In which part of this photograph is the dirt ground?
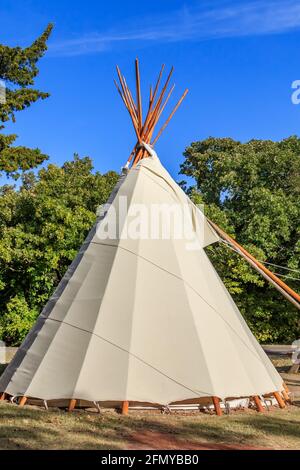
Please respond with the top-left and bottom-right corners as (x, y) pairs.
(0, 400), (300, 450)
(126, 429), (271, 450)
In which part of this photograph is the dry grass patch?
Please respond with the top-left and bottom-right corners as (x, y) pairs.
(0, 401), (300, 450)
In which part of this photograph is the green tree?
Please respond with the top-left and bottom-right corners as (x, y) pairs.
(181, 136), (300, 343)
(0, 24), (52, 178)
(0, 155), (118, 345)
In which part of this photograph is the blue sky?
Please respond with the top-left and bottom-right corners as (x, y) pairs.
(1, 0), (300, 179)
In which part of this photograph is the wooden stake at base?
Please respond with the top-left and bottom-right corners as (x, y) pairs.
(283, 382), (290, 394)
(282, 382), (292, 403)
(0, 393), (6, 401)
(212, 396), (222, 416)
(68, 399), (77, 412)
(273, 391), (286, 409)
(19, 396), (27, 407)
(282, 382), (290, 393)
(282, 390), (290, 403)
(122, 401), (129, 415)
(253, 395), (264, 412)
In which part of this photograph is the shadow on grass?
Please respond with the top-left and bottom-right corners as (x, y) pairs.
(1, 402), (300, 450)
(0, 403), (127, 450)
(90, 407), (300, 450)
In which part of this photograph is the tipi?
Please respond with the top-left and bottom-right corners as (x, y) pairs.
(0, 60), (291, 415)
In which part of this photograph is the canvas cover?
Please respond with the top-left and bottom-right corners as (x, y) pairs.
(0, 156), (283, 403)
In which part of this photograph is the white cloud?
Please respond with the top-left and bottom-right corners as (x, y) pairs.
(49, 0), (300, 57)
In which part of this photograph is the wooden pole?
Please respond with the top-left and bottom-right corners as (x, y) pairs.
(123, 76), (138, 116)
(114, 73), (135, 117)
(143, 67), (174, 139)
(152, 89), (189, 145)
(135, 83), (162, 147)
(273, 391), (286, 409)
(278, 382), (290, 402)
(135, 65), (165, 145)
(208, 220), (300, 308)
(212, 396), (222, 416)
(114, 79), (131, 112)
(115, 61), (187, 167)
(156, 84), (175, 122)
(281, 389), (290, 403)
(122, 82), (140, 130)
(0, 392), (6, 401)
(68, 399), (77, 412)
(253, 395), (264, 412)
(150, 64), (165, 110)
(121, 400), (129, 415)
(116, 62), (169, 166)
(114, 80), (140, 138)
(132, 83), (176, 165)
(115, 66), (141, 141)
(19, 396), (27, 407)
(135, 58), (143, 131)
(133, 147), (144, 166)
(149, 85), (153, 105)
(126, 143), (141, 167)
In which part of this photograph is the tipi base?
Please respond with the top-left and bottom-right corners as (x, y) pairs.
(0, 391), (290, 415)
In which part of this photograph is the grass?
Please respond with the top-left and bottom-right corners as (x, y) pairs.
(0, 355), (299, 450)
(0, 401), (300, 450)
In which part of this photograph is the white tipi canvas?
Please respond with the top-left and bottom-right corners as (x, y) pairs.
(0, 155), (283, 405)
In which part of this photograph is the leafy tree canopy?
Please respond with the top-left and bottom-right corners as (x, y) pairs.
(181, 136), (300, 343)
(0, 155), (118, 345)
(0, 24), (53, 178)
